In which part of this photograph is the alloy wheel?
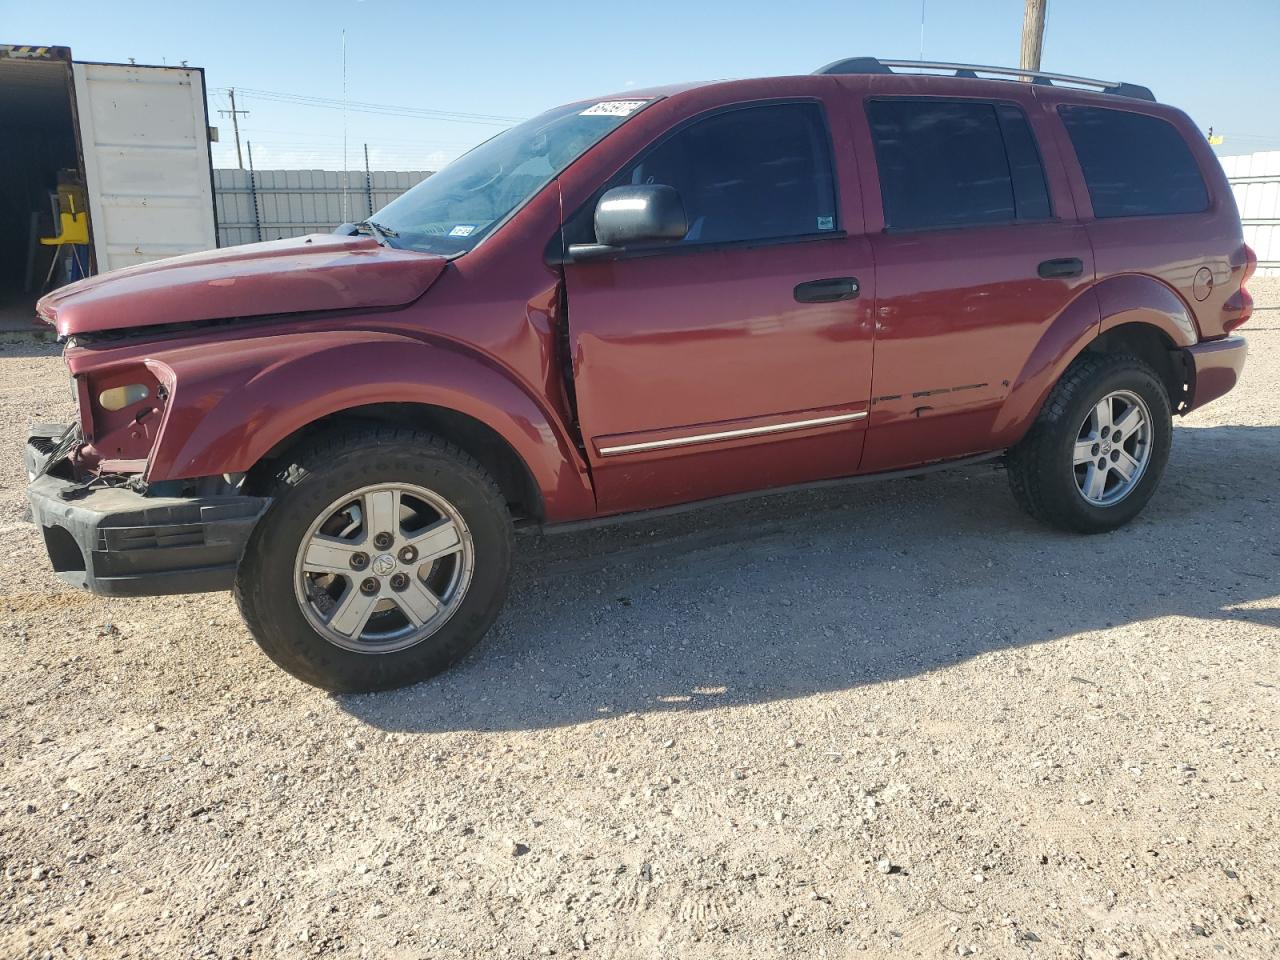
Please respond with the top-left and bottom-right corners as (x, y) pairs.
(292, 482), (475, 653)
(1072, 389), (1153, 507)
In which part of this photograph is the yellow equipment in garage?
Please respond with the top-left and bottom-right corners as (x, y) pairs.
(38, 177), (89, 287)
(40, 180), (88, 246)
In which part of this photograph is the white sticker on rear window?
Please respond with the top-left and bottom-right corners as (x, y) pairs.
(580, 100), (647, 117)
(448, 224), (477, 237)
(817, 216), (834, 231)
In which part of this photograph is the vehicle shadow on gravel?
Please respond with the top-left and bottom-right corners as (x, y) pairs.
(339, 423), (1279, 732)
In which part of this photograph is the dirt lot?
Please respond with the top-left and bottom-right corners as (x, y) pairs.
(2, 284), (1278, 960)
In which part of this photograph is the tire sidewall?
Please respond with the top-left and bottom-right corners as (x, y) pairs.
(237, 441), (511, 692)
(1045, 362), (1172, 532)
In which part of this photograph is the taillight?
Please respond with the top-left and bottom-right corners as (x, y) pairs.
(1223, 243), (1257, 334)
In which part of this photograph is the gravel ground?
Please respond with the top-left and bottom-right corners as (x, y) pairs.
(2, 285), (1278, 959)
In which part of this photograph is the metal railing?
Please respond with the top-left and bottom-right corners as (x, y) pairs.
(814, 57), (1154, 101)
(1228, 170), (1280, 269)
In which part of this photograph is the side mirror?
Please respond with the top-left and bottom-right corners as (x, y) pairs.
(567, 184), (687, 261)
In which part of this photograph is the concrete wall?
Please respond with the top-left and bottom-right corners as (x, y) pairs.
(214, 168), (430, 247)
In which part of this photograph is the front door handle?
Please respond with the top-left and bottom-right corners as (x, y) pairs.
(1037, 257), (1084, 279)
(794, 276), (860, 303)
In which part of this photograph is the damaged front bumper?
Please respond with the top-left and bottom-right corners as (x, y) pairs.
(24, 425), (269, 597)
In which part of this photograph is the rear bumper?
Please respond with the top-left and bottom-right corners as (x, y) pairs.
(1184, 336), (1247, 413)
(24, 426), (269, 597)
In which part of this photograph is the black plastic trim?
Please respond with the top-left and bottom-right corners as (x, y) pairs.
(531, 451), (1004, 535)
(1037, 257), (1084, 279)
(24, 429), (269, 597)
(556, 230), (849, 265)
(794, 277), (860, 303)
(814, 57), (893, 75)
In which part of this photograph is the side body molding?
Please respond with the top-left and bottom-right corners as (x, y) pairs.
(990, 274), (1197, 449)
(143, 330), (596, 522)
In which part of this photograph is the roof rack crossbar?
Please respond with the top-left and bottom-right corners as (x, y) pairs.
(813, 57), (1156, 102)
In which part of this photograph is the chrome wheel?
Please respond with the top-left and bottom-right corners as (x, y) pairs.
(1072, 389), (1152, 507)
(293, 482), (475, 654)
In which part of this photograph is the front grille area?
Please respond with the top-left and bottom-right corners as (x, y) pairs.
(100, 524), (206, 552)
(29, 435), (57, 457)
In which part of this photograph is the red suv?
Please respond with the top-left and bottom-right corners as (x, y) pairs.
(26, 58), (1253, 692)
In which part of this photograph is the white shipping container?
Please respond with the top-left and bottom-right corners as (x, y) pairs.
(0, 44), (217, 328)
(73, 61), (217, 271)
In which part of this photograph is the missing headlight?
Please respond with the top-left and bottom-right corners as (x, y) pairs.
(98, 384), (151, 411)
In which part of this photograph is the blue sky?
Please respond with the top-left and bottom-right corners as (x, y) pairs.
(4, 0), (1278, 171)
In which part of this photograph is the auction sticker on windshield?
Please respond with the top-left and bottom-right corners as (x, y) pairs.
(448, 225), (477, 237)
(580, 100), (648, 117)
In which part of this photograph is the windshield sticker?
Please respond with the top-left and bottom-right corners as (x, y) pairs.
(580, 100), (648, 117)
(448, 224), (477, 237)
(817, 216), (834, 231)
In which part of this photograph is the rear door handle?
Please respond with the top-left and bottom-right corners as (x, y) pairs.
(1037, 257), (1084, 279)
(794, 277), (860, 303)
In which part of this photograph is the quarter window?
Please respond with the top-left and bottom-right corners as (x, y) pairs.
(615, 102), (838, 245)
(1059, 106), (1209, 218)
(867, 99), (1053, 230)
(996, 104), (1053, 221)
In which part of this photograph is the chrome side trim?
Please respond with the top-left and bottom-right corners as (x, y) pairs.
(597, 411), (868, 456)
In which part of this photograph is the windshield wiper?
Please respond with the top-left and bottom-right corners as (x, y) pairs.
(354, 220), (399, 247)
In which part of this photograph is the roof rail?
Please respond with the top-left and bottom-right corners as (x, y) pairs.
(813, 57), (1156, 102)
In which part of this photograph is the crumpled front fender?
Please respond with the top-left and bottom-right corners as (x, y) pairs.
(144, 329), (595, 522)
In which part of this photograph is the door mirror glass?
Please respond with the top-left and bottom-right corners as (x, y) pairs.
(593, 184), (688, 247)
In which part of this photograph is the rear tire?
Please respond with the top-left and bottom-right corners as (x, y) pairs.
(234, 424), (513, 692)
(1007, 352), (1172, 534)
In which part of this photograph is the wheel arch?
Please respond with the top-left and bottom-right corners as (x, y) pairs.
(993, 275), (1196, 446)
(144, 330), (596, 522)
(247, 402), (547, 522)
(1082, 322), (1191, 414)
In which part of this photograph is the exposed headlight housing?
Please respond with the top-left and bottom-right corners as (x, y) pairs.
(79, 365), (167, 470)
(98, 383), (151, 412)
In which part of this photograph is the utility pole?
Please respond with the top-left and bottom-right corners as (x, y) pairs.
(1020, 0), (1047, 74)
(363, 144), (373, 221)
(218, 87), (249, 170)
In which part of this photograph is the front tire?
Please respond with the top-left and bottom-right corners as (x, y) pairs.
(235, 425), (513, 692)
(1007, 352), (1172, 534)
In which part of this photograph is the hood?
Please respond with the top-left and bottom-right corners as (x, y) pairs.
(38, 234), (450, 338)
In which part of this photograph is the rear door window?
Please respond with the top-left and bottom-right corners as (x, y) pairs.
(616, 101), (838, 245)
(866, 99), (1052, 230)
(1059, 106), (1209, 218)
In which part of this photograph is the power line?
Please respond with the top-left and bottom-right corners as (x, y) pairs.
(214, 85), (525, 125)
(233, 131), (477, 147)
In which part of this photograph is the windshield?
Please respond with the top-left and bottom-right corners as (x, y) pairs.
(371, 98), (653, 255)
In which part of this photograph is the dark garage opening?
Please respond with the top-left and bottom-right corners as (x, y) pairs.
(0, 55), (83, 331)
